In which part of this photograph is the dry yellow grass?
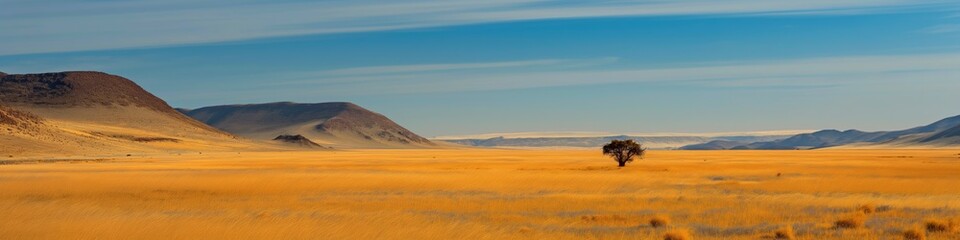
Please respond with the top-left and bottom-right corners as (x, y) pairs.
(1, 149), (959, 239)
(664, 229), (692, 240)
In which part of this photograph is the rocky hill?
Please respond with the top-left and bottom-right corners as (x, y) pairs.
(181, 102), (433, 148)
(0, 71), (254, 157)
(683, 115), (960, 150)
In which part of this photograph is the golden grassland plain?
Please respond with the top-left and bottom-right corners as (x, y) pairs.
(1, 149), (960, 239)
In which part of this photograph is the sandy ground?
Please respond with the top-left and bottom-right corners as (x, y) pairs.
(1, 149), (959, 239)
(0, 106), (294, 158)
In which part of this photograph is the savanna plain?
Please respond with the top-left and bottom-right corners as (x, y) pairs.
(1, 149), (959, 240)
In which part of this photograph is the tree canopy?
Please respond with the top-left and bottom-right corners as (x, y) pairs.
(602, 139), (646, 167)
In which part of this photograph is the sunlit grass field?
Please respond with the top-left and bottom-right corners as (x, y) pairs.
(1, 149), (959, 239)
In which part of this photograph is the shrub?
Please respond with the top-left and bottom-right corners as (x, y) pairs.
(581, 214), (627, 222)
(857, 204), (876, 214)
(663, 229), (691, 240)
(835, 213), (867, 229)
(774, 225), (796, 240)
(903, 227), (926, 240)
(650, 215), (671, 228)
(924, 219), (957, 233)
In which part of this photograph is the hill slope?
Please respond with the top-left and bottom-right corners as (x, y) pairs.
(679, 140), (748, 150)
(727, 115), (960, 149)
(181, 102), (433, 148)
(0, 71), (255, 157)
(857, 122), (960, 148)
(920, 124), (960, 144)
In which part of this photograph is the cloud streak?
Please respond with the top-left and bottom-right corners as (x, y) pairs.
(2, 0), (956, 55)
(261, 52), (960, 96)
(269, 57), (619, 86)
(319, 59), (575, 76)
(921, 24), (960, 33)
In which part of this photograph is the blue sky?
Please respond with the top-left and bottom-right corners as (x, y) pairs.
(2, 0), (960, 137)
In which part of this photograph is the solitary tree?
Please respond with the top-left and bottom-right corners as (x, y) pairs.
(602, 139), (646, 167)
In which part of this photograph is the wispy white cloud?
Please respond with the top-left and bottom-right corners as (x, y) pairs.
(921, 24), (960, 33)
(263, 52), (960, 95)
(320, 59), (575, 76)
(273, 57), (619, 85)
(0, 56), (140, 73)
(1, 0), (956, 55)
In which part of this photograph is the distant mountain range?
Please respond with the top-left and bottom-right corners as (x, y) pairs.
(679, 140), (748, 150)
(441, 115), (960, 150)
(439, 134), (797, 149)
(922, 124), (960, 143)
(922, 124), (960, 144)
(682, 115), (960, 150)
(2, 70), (957, 155)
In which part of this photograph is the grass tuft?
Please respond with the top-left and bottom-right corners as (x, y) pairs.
(857, 204), (876, 214)
(924, 219), (957, 233)
(663, 229), (691, 240)
(773, 225), (796, 240)
(650, 215), (671, 228)
(903, 227), (926, 240)
(835, 213), (867, 229)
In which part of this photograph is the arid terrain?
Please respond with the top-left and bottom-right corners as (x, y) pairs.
(2, 149), (959, 239)
(6, 1), (960, 239)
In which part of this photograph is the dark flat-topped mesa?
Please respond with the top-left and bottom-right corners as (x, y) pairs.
(0, 71), (171, 111)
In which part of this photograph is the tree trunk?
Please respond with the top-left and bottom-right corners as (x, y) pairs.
(618, 161), (626, 167)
